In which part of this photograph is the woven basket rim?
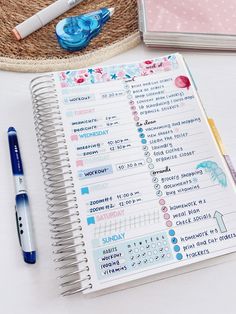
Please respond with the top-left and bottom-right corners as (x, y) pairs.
(0, 32), (140, 73)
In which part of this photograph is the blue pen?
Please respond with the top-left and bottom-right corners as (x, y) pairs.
(8, 127), (36, 264)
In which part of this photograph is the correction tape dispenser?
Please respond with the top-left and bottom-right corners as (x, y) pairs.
(56, 7), (114, 51)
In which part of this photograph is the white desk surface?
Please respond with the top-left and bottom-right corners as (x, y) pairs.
(0, 44), (236, 314)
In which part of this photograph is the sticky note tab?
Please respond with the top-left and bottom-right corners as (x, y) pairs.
(76, 160), (84, 167)
(70, 134), (78, 141)
(87, 217), (95, 225)
(81, 187), (89, 195)
(78, 165), (113, 180)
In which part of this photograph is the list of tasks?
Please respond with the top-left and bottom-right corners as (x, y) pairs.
(56, 55), (236, 289)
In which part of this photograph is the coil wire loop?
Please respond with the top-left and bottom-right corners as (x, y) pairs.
(30, 75), (92, 296)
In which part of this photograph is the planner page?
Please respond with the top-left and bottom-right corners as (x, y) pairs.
(54, 54), (236, 293)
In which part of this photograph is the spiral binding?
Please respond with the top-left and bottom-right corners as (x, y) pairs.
(30, 75), (92, 296)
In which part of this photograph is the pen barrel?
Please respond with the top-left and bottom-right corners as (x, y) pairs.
(15, 193), (36, 253)
(14, 0), (82, 39)
(8, 129), (24, 176)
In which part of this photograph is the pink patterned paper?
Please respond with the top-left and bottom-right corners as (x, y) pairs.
(145, 0), (236, 35)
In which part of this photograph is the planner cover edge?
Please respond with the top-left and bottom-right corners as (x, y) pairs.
(138, 0), (236, 50)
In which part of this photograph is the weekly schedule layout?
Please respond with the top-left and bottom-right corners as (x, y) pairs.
(54, 54), (236, 292)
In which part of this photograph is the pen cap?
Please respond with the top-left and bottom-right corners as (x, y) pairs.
(14, 15), (43, 40)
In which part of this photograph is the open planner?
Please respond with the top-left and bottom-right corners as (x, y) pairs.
(31, 53), (236, 296)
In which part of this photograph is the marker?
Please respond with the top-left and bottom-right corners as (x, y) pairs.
(208, 118), (236, 184)
(8, 127), (36, 264)
(12, 0), (84, 40)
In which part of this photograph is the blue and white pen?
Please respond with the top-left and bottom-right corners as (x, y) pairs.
(8, 127), (36, 264)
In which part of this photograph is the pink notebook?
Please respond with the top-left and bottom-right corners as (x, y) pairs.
(146, 0), (236, 35)
(138, 0), (236, 50)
